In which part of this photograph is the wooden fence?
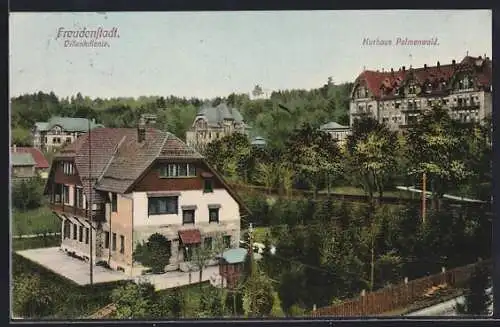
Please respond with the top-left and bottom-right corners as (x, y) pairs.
(310, 259), (492, 317)
(228, 182), (490, 209)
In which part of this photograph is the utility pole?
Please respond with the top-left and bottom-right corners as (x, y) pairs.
(422, 172), (427, 225)
(88, 118), (94, 285)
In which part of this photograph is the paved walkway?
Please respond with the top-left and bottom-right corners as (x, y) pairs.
(15, 247), (222, 290)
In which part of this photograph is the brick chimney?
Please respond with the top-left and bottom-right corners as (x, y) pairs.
(137, 116), (146, 143)
(437, 61), (440, 69)
(424, 64), (427, 70)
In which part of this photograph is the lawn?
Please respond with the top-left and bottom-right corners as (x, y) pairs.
(12, 206), (60, 236)
(252, 227), (271, 243)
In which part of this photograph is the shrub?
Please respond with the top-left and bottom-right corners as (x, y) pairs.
(133, 233), (171, 274)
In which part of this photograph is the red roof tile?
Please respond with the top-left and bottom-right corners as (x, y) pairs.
(353, 56), (491, 99)
(179, 229), (201, 245)
(12, 147), (49, 168)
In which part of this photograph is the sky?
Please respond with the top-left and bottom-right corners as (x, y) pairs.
(10, 10), (492, 99)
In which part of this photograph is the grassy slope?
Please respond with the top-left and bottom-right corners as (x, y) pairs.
(12, 235), (125, 319)
(12, 207), (60, 236)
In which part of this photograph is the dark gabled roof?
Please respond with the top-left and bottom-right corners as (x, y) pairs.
(96, 130), (203, 193)
(194, 103), (246, 126)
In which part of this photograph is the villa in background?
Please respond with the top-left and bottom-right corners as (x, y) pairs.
(32, 116), (104, 152)
(11, 145), (50, 180)
(319, 122), (351, 144)
(44, 117), (247, 275)
(185, 103), (250, 153)
(350, 55), (492, 130)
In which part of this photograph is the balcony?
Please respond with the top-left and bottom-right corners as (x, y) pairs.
(49, 202), (106, 222)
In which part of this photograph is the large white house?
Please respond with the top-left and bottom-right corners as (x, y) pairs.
(33, 116), (104, 152)
(44, 119), (247, 274)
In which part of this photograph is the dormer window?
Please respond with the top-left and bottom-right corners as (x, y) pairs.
(159, 163), (197, 178)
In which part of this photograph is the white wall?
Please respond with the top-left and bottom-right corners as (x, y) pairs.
(132, 189), (240, 227)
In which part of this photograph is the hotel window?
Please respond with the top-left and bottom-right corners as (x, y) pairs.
(111, 193), (117, 212)
(112, 233), (117, 251)
(182, 209), (195, 225)
(120, 235), (125, 254)
(85, 228), (89, 244)
(209, 207), (220, 223)
(73, 224), (77, 240)
(148, 196), (178, 215)
(105, 231), (110, 248)
(159, 163), (196, 178)
(203, 179), (214, 193)
(79, 226), (83, 242)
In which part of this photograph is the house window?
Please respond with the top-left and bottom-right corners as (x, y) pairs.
(72, 224), (77, 240)
(63, 220), (71, 239)
(63, 185), (70, 204)
(62, 162), (74, 175)
(182, 209), (195, 225)
(76, 187), (84, 208)
(204, 237), (213, 249)
(120, 235), (125, 254)
(85, 228), (89, 244)
(79, 226), (83, 242)
(159, 163), (197, 178)
(223, 235), (231, 248)
(105, 231), (110, 248)
(111, 193), (117, 212)
(203, 179), (213, 193)
(65, 137), (72, 144)
(112, 233), (117, 251)
(209, 208), (219, 223)
(183, 244), (197, 261)
(148, 196), (178, 215)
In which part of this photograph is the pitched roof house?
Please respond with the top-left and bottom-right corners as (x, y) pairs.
(33, 116), (104, 152)
(185, 103), (250, 153)
(11, 152), (37, 179)
(11, 145), (50, 179)
(319, 122), (351, 143)
(45, 121), (248, 275)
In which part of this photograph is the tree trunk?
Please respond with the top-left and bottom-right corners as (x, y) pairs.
(199, 268), (203, 289)
(233, 291), (237, 316)
(327, 173), (330, 195)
